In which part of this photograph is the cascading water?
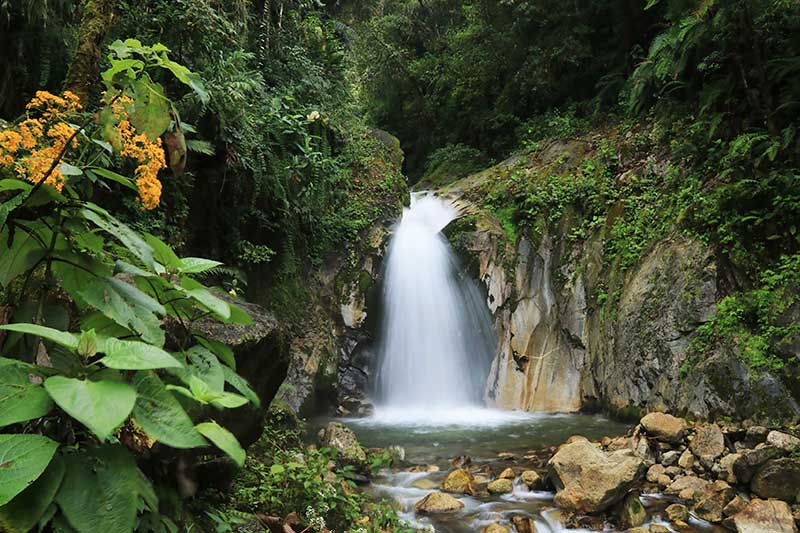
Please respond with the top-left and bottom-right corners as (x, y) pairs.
(374, 192), (495, 415)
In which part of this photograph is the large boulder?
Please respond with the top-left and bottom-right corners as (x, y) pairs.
(767, 430), (800, 453)
(750, 458), (800, 501)
(318, 422), (366, 467)
(690, 424), (726, 464)
(442, 468), (475, 494)
(727, 498), (798, 532)
(414, 492), (465, 514)
(547, 440), (645, 513)
(733, 446), (783, 483)
(640, 413), (687, 442)
(487, 478), (514, 494)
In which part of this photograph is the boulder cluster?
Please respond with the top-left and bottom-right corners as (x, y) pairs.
(547, 412), (800, 532)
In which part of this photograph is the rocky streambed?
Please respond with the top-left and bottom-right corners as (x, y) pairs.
(315, 412), (800, 532)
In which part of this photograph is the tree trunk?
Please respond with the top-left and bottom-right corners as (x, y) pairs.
(64, 0), (117, 103)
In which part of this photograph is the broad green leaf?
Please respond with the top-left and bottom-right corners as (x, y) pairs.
(55, 445), (143, 533)
(0, 179), (31, 193)
(114, 259), (156, 278)
(87, 167), (137, 192)
(223, 302), (253, 326)
(44, 377), (136, 441)
(0, 434), (59, 506)
(221, 366), (260, 407)
(78, 277), (165, 346)
(131, 372), (206, 449)
(80, 205), (156, 271)
(179, 257), (222, 274)
(0, 361), (53, 427)
(58, 163), (82, 176)
(210, 392), (249, 409)
(0, 189), (30, 229)
(160, 59), (209, 104)
(144, 233), (181, 269)
(101, 58), (144, 83)
(128, 78), (171, 140)
(269, 464), (285, 475)
(0, 227), (48, 288)
(195, 421), (245, 466)
(197, 336), (236, 369)
(0, 456), (64, 532)
(179, 278), (230, 319)
(171, 345), (224, 395)
(99, 338), (182, 370)
(0, 324), (78, 350)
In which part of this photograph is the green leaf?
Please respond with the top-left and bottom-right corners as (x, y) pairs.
(144, 233), (181, 269)
(131, 372), (206, 449)
(44, 377), (136, 441)
(0, 434), (59, 506)
(196, 337), (236, 369)
(99, 338), (182, 370)
(0, 456), (64, 532)
(0, 227), (48, 288)
(171, 345), (224, 394)
(81, 205), (156, 271)
(128, 78), (171, 140)
(179, 278), (230, 320)
(76, 329), (98, 357)
(101, 58), (144, 83)
(87, 167), (137, 192)
(58, 163), (82, 176)
(195, 421), (245, 466)
(221, 366), (260, 407)
(78, 277), (165, 347)
(0, 360), (53, 427)
(179, 257), (222, 274)
(210, 392), (248, 409)
(0, 189), (30, 229)
(0, 324), (78, 350)
(160, 59), (209, 104)
(224, 302), (253, 325)
(269, 464), (285, 475)
(55, 445), (144, 533)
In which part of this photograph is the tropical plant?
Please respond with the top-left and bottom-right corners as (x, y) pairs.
(0, 40), (258, 532)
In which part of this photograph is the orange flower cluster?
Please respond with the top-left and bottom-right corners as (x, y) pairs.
(110, 99), (166, 210)
(0, 91), (82, 191)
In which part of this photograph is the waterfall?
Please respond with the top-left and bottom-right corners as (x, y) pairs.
(374, 192), (495, 412)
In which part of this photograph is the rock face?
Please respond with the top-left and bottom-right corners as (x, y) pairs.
(640, 413), (686, 442)
(318, 422), (366, 467)
(414, 492), (465, 514)
(728, 498), (798, 532)
(443, 149), (800, 421)
(547, 440), (645, 513)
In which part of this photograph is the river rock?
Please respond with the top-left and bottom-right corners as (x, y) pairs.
(666, 503), (689, 522)
(617, 493), (646, 529)
(693, 481), (734, 522)
(548, 440), (645, 513)
(650, 525), (671, 533)
(647, 463), (665, 483)
(442, 468), (475, 495)
(744, 426), (770, 447)
(719, 453), (741, 483)
(482, 525), (509, 533)
(411, 477), (439, 490)
(661, 450), (680, 466)
(520, 470), (542, 489)
(767, 430), (800, 453)
(640, 413), (687, 442)
(665, 475), (709, 499)
(318, 422), (366, 467)
(727, 498), (798, 532)
(690, 424), (726, 464)
(723, 495), (748, 517)
(487, 478), (514, 494)
(510, 515), (536, 533)
(414, 492), (465, 514)
(733, 446), (782, 483)
(499, 467), (516, 479)
(750, 458), (800, 501)
(678, 449), (695, 469)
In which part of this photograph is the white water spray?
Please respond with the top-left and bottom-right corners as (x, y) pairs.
(374, 192), (495, 411)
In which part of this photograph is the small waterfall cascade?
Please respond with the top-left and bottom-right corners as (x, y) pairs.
(374, 192), (495, 412)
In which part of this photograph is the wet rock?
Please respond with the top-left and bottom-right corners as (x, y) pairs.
(733, 446), (782, 483)
(665, 475), (709, 499)
(723, 495), (748, 517)
(617, 493), (646, 529)
(411, 478), (439, 490)
(767, 430), (800, 453)
(499, 467), (516, 479)
(408, 464), (439, 473)
(750, 458), (800, 501)
(647, 464), (666, 483)
(657, 474), (672, 487)
(640, 413), (687, 442)
(414, 492), (465, 514)
(482, 525), (509, 533)
(626, 528), (648, 533)
(666, 503), (689, 522)
(718, 453), (741, 484)
(497, 452), (516, 460)
(661, 450), (680, 466)
(520, 470), (543, 489)
(487, 478), (514, 494)
(442, 468), (475, 495)
(511, 515), (536, 533)
(690, 424), (726, 464)
(318, 422), (366, 467)
(650, 525), (671, 533)
(727, 498), (797, 532)
(451, 455), (472, 468)
(548, 440), (645, 513)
